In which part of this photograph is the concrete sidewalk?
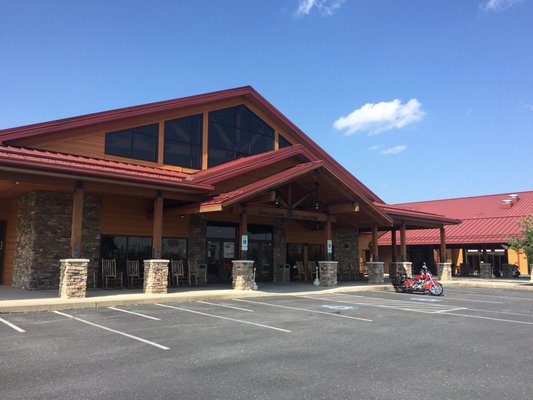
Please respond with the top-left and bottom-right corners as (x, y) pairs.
(1, 277), (532, 313)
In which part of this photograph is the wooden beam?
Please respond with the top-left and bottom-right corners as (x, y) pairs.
(240, 209), (248, 259)
(292, 192), (311, 208)
(400, 223), (407, 262)
(328, 203), (360, 214)
(325, 219), (332, 261)
(372, 227), (379, 262)
(201, 111), (208, 170)
(440, 226), (446, 263)
(152, 195), (163, 258)
(70, 184), (84, 257)
(391, 228), (397, 262)
(233, 205), (335, 222)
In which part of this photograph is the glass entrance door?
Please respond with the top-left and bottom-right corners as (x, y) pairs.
(248, 225), (273, 282)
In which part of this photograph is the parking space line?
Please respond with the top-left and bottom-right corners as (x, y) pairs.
(434, 307), (468, 313)
(438, 297), (503, 304)
(466, 308), (533, 318)
(154, 303), (291, 333)
(301, 294), (456, 314)
(107, 307), (161, 321)
(52, 311), (169, 350)
(197, 301), (254, 312)
(233, 298), (373, 322)
(0, 316), (25, 333)
(442, 312), (533, 326)
(444, 289), (533, 301)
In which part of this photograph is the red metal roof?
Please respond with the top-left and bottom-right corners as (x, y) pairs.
(188, 144), (319, 185)
(0, 85), (384, 205)
(375, 203), (460, 225)
(194, 160), (324, 211)
(378, 191), (533, 245)
(0, 145), (212, 192)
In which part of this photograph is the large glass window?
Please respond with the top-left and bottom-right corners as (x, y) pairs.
(105, 123), (159, 162)
(164, 114), (203, 169)
(162, 237), (188, 261)
(279, 134), (292, 149)
(208, 105), (274, 167)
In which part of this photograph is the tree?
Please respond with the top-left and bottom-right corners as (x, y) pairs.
(504, 215), (533, 272)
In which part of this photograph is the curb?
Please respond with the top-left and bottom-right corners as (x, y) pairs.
(0, 284), (390, 313)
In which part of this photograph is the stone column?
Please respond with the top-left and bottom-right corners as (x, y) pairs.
(367, 262), (384, 284)
(143, 259), (169, 294)
(272, 218), (286, 282)
(501, 264), (513, 278)
(232, 260), (255, 290)
(437, 262), (452, 281)
(59, 259), (90, 298)
(318, 261), (338, 286)
(389, 262), (413, 278)
(479, 263), (493, 279)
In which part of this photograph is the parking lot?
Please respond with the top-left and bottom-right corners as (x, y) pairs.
(1, 287), (533, 400)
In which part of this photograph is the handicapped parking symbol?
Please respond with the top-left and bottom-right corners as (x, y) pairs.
(322, 304), (354, 311)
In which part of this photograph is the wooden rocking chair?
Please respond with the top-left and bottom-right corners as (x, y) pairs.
(101, 259), (123, 289)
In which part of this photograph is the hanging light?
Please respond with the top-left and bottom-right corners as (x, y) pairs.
(274, 191), (280, 207)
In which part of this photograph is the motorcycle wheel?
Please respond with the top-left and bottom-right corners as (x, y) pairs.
(394, 286), (405, 293)
(428, 283), (444, 296)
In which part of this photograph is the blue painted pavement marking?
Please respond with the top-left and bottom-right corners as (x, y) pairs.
(321, 304), (355, 311)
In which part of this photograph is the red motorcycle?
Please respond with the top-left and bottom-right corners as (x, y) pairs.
(391, 263), (444, 296)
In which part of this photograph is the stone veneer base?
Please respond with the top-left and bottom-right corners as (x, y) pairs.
(232, 260), (255, 290)
(367, 262), (384, 284)
(318, 261), (338, 286)
(143, 259), (170, 294)
(59, 259), (90, 299)
(437, 262), (452, 281)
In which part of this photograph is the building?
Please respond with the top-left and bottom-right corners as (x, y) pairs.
(377, 191), (533, 276)
(0, 86), (458, 290)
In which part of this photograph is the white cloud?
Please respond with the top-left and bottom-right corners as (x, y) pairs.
(480, 0), (523, 11)
(381, 145), (407, 155)
(295, 0), (345, 17)
(333, 98), (425, 135)
(368, 144), (384, 151)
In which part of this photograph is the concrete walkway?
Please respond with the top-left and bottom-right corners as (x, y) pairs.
(1, 277), (531, 313)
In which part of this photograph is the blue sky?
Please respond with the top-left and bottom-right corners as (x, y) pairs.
(1, 0), (532, 203)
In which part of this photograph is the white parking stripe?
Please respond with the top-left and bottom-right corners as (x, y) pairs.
(53, 311), (169, 350)
(0, 316), (25, 333)
(467, 308), (533, 318)
(442, 312), (533, 326)
(440, 297), (503, 304)
(107, 307), (161, 320)
(154, 303), (291, 333)
(197, 301), (254, 312)
(301, 294), (458, 314)
(445, 289), (533, 301)
(233, 298), (373, 322)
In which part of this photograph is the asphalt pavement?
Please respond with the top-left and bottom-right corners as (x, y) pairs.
(1, 287), (533, 399)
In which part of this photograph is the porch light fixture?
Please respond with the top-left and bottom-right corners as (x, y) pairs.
(274, 191), (280, 207)
(315, 222), (321, 230)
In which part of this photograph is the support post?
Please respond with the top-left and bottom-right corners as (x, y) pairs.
(440, 226), (447, 263)
(325, 219), (332, 261)
(70, 183), (84, 258)
(400, 223), (407, 262)
(240, 208), (248, 259)
(372, 227), (379, 262)
(152, 194), (163, 258)
(391, 228), (397, 263)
